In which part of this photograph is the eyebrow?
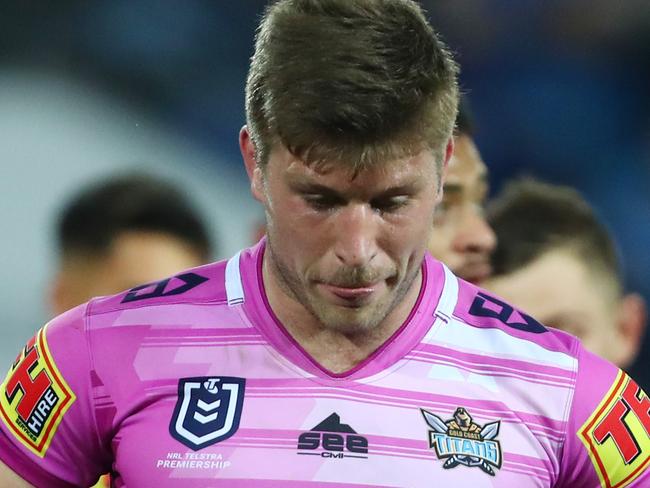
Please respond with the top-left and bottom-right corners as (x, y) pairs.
(443, 170), (489, 196)
(288, 179), (338, 194)
(287, 177), (421, 199)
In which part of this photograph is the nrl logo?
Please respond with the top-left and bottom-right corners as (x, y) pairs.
(421, 407), (502, 476)
(169, 376), (245, 451)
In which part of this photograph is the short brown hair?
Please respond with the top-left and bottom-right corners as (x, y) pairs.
(487, 179), (622, 294)
(245, 0), (459, 173)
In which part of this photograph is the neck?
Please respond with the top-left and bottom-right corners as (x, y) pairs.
(262, 252), (423, 374)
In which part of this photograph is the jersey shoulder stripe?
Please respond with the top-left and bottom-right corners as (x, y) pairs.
(88, 259), (232, 317)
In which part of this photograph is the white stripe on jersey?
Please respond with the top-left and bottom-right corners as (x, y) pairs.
(436, 263), (459, 318)
(430, 315), (577, 371)
(226, 250), (245, 306)
(428, 263), (577, 371)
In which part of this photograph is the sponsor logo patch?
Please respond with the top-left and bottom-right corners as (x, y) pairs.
(297, 413), (368, 459)
(170, 376), (245, 451)
(422, 407), (502, 476)
(0, 326), (76, 457)
(579, 370), (650, 488)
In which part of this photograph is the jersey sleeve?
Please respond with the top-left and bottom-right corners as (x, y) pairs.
(0, 304), (111, 487)
(557, 344), (650, 487)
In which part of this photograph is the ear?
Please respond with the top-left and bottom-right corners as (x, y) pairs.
(443, 136), (454, 172)
(239, 126), (265, 204)
(435, 137), (454, 201)
(615, 293), (647, 369)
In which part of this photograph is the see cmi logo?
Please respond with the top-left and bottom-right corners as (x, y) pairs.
(297, 413), (368, 459)
(0, 326), (75, 457)
(422, 407), (502, 476)
(579, 371), (650, 488)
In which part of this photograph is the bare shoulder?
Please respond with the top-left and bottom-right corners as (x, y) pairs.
(0, 460), (34, 488)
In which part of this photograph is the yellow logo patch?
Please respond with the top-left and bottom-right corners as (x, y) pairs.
(0, 325), (76, 457)
(579, 370), (650, 488)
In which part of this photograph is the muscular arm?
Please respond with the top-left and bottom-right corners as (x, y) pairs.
(0, 460), (35, 488)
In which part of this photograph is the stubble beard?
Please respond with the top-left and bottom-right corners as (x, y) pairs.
(265, 238), (421, 336)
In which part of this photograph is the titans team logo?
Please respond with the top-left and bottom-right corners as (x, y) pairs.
(421, 407), (502, 476)
(170, 376), (245, 451)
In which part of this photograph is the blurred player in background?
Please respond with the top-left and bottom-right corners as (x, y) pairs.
(50, 172), (213, 315)
(484, 178), (647, 369)
(49, 173), (213, 488)
(427, 98), (496, 284)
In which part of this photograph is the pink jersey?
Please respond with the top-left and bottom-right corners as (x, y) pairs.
(1, 240), (649, 487)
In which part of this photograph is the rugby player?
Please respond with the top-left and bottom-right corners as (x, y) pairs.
(0, 1), (648, 486)
(50, 172), (213, 315)
(50, 173), (213, 488)
(484, 178), (647, 368)
(428, 99), (496, 284)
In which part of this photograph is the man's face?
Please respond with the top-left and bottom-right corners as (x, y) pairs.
(484, 248), (622, 363)
(427, 134), (496, 284)
(255, 144), (444, 335)
(51, 231), (205, 315)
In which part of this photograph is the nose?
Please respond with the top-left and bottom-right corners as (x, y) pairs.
(453, 206), (497, 256)
(333, 203), (378, 268)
